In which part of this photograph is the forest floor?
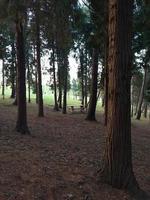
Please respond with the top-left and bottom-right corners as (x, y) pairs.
(0, 101), (150, 200)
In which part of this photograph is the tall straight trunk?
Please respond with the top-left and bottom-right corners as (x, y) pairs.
(84, 67), (88, 109)
(104, 54), (108, 125)
(13, 58), (18, 106)
(80, 52), (84, 106)
(131, 77), (134, 117)
(15, 18), (29, 134)
(134, 90), (140, 116)
(86, 48), (99, 121)
(52, 47), (59, 111)
(136, 67), (148, 120)
(104, 0), (109, 126)
(62, 56), (68, 114)
(99, 0), (139, 192)
(2, 59), (5, 99)
(10, 41), (16, 99)
(58, 89), (62, 109)
(35, 5), (44, 117)
(33, 44), (38, 104)
(84, 52), (88, 109)
(27, 63), (31, 103)
(57, 59), (62, 109)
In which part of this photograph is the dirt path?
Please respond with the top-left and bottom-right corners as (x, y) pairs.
(0, 102), (150, 200)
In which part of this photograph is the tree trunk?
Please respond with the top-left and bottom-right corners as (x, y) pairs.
(15, 18), (29, 134)
(104, 51), (108, 125)
(80, 51), (85, 106)
(62, 56), (68, 114)
(12, 63), (18, 106)
(143, 101), (148, 118)
(2, 59), (5, 99)
(35, 4), (44, 117)
(52, 47), (59, 111)
(57, 59), (62, 109)
(10, 41), (16, 99)
(84, 55), (88, 109)
(131, 77), (134, 117)
(136, 67), (148, 120)
(104, 0), (109, 126)
(27, 62), (31, 103)
(99, 0), (139, 192)
(85, 48), (99, 121)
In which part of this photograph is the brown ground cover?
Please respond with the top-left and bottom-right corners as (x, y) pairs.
(0, 102), (150, 200)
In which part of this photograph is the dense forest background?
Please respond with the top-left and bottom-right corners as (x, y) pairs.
(0, 0), (150, 199)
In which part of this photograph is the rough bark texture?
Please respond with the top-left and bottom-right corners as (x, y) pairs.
(99, 0), (140, 192)
(35, 4), (44, 117)
(15, 18), (29, 134)
(85, 48), (99, 121)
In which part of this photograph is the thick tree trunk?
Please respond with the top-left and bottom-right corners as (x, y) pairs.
(136, 67), (148, 120)
(99, 0), (139, 192)
(15, 18), (29, 134)
(35, 5), (44, 117)
(62, 56), (68, 114)
(85, 48), (99, 121)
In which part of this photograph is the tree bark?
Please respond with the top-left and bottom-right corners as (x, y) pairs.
(15, 18), (29, 134)
(85, 48), (99, 121)
(99, 0), (139, 192)
(27, 61), (31, 103)
(35, 4), (44, 117)
(131, 77), (134, 117)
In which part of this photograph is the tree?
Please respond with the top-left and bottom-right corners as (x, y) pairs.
(99, 0), (142, 195)
(15, 12), (30, 134)
(86, 47), (99, 120)
(35, 0), (44, 117)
